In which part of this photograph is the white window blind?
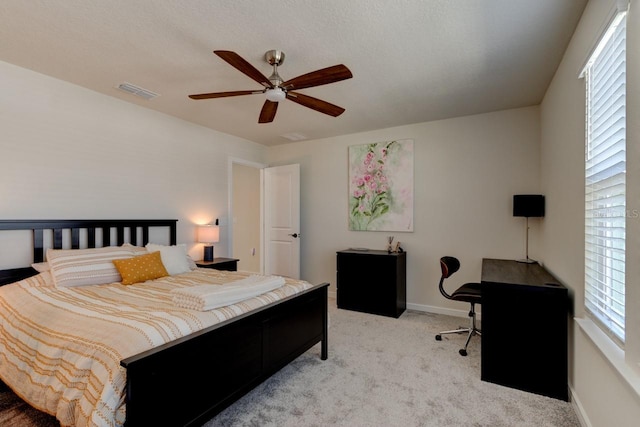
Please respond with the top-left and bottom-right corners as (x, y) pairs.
(584, 12), (626, 344)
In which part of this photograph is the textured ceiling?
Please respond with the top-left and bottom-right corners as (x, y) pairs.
(0, 0), (587, 146)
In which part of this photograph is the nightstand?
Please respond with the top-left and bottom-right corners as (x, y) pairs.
(196, 257), (239, 271)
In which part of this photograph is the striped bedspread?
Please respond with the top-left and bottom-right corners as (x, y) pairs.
(0, 269), (312, 427)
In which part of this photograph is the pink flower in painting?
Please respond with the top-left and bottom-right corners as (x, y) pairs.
(365, 152), (374, 163)
(350, 140), (401, 230)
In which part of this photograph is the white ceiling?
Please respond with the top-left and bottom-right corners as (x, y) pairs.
(0, 0), (587, 146)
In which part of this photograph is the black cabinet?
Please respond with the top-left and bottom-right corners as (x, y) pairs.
(480, 258), (568, 401)
(337, 249), (406, 318)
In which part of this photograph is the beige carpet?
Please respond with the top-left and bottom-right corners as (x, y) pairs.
(208, 299), (580, 427)
(1, 298), (580, 426)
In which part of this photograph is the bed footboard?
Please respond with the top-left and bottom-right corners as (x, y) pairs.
(121, 282), (329, 427)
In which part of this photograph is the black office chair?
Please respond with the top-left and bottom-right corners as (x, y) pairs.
(435, 256), (482, 356)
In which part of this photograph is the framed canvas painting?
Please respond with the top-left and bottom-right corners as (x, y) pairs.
(348, 139), (414, 232)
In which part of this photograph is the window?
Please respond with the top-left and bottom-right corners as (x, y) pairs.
(583, 10), (627, 344)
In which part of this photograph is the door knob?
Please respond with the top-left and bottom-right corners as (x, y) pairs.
(288, 233), (300, 238)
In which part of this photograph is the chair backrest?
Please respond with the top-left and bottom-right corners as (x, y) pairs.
(439, 256), (461, 300)
(440, 256), (460, 278)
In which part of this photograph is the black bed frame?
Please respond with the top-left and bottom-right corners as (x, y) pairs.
(0, 219), (329, 426)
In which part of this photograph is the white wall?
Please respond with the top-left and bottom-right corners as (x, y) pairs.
(0, 60), (266, 267)
(540, 0), (640, 425)
(267, 106), (541, 315)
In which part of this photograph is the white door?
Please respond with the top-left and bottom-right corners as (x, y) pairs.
(263, 164), (300, 279)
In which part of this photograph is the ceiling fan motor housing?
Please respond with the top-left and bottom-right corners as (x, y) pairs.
(265, 50), (285, 88)
(265, 50), (285, 66)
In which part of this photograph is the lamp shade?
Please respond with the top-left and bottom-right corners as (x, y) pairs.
(513, 195), (545, 217)
(198, 225), (219, 243)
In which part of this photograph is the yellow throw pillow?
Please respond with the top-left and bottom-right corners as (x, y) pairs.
(112, 251), (169, 285)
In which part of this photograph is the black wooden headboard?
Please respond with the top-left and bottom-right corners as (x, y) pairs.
(0, 219), (177, 286)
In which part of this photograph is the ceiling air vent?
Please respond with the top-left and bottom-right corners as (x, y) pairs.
(281, 132), (308, 141)
(116, 82), (160, 100)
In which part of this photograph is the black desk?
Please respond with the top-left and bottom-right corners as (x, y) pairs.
(481, 258), (568, 401)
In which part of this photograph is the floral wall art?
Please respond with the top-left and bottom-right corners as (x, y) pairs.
(348, 139), (414, 232)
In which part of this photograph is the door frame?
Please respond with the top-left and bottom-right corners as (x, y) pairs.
(228, 157), (267, 274)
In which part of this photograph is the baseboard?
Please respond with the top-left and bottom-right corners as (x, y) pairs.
(569, 384), (592, 427)
(406, 302), (482, 321)
(326, 296), (480, 320)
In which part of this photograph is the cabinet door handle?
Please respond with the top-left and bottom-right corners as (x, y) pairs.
(288, 233), (300, 238)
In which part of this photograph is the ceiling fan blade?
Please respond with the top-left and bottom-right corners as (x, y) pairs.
(281, 64), (353, 91)
(286, 92), (345, 117)
(259, 100), (278, 123)
(189, 90), (261, 100)
(214, 50), (273, 89)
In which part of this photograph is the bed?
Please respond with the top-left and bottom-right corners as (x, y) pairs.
(0, 219), (329, 426)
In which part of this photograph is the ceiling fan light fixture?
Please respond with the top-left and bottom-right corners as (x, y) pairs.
(265, 88), (286, 102)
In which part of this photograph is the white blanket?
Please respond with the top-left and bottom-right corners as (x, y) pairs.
(171, 275), (286, 311)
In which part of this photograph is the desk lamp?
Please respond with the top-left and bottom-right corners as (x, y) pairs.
(198, 222), (219, 262)
(513, 195), (545, 264)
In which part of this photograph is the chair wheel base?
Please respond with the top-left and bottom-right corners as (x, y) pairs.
(459, 349), (467, 356)
(435, 335), (442, 341)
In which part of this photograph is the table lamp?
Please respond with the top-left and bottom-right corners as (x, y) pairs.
(198, 223), (219, 262)
(513, 195), (545, 264)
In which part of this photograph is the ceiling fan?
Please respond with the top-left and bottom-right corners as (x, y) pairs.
(189, 50), (353, 123)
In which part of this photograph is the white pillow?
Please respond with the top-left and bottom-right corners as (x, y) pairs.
(186, 255), (198, 270)
(31, 262), (50, 272)
(145, 243), (191, 275)
(46, 245), (136, 287)
(122, 243), (148, 255)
